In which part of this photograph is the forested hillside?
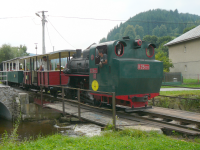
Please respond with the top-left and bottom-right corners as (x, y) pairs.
(99, 9), (200, 72)
(100, 9), (200, 43)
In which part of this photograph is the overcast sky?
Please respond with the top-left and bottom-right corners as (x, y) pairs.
(0, 0), (200, 54)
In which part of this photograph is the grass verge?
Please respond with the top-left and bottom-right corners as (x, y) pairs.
(183, 79), (199, 84)
(160, 90), (200, 97)
(178, 84), (200, 88)
(161, 84), (200, 88)
(161, 86), (176, 88)
(161, 79), (200, 88)
(1, 129), (200, 150)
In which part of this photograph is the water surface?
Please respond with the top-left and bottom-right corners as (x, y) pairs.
(0, 118), (59, 141)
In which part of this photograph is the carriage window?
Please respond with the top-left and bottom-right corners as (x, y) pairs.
(115, 42), (124, 56)
(95, 45), (108, 65)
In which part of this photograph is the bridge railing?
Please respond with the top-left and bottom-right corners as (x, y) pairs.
(40, 85), (116, 129)
(0, 71), (8, 85)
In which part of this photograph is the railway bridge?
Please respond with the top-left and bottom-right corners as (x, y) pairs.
(0, 85), (20, 120)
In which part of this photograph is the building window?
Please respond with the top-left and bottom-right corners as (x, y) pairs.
(185, 65), (187, 71)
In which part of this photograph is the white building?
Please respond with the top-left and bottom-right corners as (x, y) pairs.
(164, 25), (200, 79)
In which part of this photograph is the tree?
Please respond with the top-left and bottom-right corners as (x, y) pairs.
(120, 27), (125, 37)
(159, 25), (167, 37)
(135, 35), (141, 39)
(156, 42), (170, 55)
(99, 37), (107, 43)
(155, 36), (174, 55)
(0, 44), (29, 63)
(155, 51), (173, 72)
(143, 35), (158, 45)
(0, 44), (14, 63)
(114, 33), (121, 40)
(98, 9), (200, 42)
(11, 47), (20, 57)
(156, 36), (174, 47)
(11, 45), (29, 57)
(183, 25), (196, 33)
(152, 25), (160, 36)
(123, 25), (136, 39)
(135, 25), (144, 39)
(18, 45), (29, 57)
(173, 28), (179, 36)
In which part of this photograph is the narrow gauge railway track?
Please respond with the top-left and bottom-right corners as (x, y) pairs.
(141, 106), (200, 127)
(77, 104), (200, 136)
(54, 94), (200, 136)
(14, 87), (200, 136)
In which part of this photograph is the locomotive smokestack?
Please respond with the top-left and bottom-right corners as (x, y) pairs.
(76, 49), (82, 58)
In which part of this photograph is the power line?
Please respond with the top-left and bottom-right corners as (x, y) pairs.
(0, 16), (33, 19)
(46, 23), (53, 47)
(31, 17), (41, 25)
(0, 15), (198, 25)
(46, 18), (76, 49)
(49, 15), (199, 25)
(49, 15), (126, 22)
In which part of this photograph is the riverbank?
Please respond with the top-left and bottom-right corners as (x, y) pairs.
(1, 129), (200, 150)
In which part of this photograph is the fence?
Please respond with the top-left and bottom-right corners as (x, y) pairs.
(40, 85), (116, 129)
(182, 74), (200, 84)
(0, 71), (8, 85)
(162, 72), (182, 85)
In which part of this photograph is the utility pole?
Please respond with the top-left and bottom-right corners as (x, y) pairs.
(35, 11), (48, 54)
(34, 43), (38, 55)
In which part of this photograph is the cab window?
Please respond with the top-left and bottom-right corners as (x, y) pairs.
(95, 45), (107, 65)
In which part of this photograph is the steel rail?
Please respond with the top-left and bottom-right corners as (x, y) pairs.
(11, 86), (200, 135)
(55, 101), (200, 135)
(38, 89), (200, 135)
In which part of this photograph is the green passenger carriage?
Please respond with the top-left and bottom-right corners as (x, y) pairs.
(1, 57), (24, 86)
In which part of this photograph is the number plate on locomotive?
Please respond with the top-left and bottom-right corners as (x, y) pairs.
(137, 64), (150, 70)
(90, 68), (98, 73)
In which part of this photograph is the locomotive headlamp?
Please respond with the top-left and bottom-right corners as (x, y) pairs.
(133, 39), (142, 49)
(136, 39), (142, 46)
